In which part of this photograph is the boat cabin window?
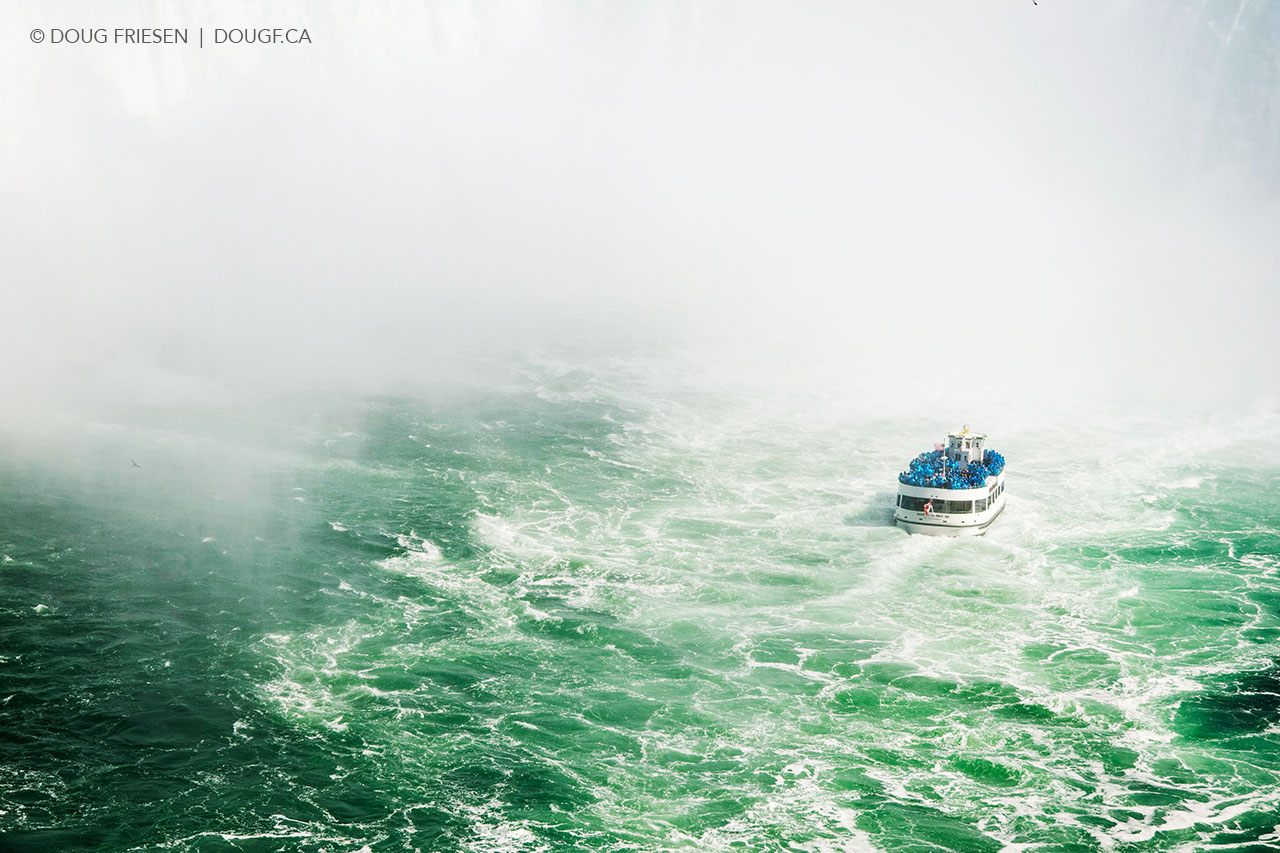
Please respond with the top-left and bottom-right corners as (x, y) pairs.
(900, 496), (979, 514)
(975, 497), (987, 511)
(900, 496), (976, 513)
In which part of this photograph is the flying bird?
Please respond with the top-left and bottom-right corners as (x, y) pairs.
(131, 460), (141, 468)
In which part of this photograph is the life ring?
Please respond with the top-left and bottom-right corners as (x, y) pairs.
(923, 500), (933, 516)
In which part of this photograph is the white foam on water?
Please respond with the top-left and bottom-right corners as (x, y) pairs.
(1108, 786), (1280, 845)
(393, 531), (444, 562)
(1240, 553), (1279, 572)
(472, 513), (557, 561)
(456, 799), (550, 853)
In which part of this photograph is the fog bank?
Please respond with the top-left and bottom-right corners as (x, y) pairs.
(2, 1), (1278, 427)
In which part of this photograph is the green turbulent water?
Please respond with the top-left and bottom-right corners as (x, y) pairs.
(2, 359), (1279, 851)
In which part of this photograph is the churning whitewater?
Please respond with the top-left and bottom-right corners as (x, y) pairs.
(2, 355), (1279, 850)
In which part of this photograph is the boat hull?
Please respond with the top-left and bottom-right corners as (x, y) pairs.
(896, 500), (1005, 536)
(894, 471), (1006, 537)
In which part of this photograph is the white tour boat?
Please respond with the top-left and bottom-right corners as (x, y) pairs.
(894, 427), (1006, 536)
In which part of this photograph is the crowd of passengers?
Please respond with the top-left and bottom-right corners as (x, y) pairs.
(898, 448), (1006, 489)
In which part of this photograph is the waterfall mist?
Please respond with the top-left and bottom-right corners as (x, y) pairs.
(2, 1), (1277, 430)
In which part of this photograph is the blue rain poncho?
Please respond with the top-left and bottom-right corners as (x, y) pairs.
(898, 449), (1005, 489)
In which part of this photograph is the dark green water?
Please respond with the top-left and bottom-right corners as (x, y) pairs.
(2, 361), (1279, 850)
